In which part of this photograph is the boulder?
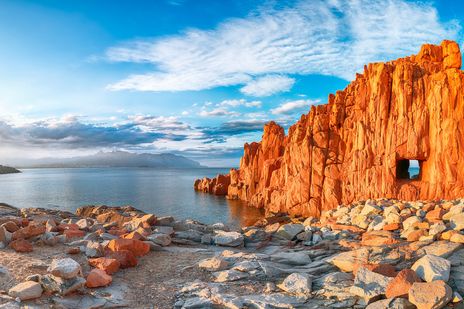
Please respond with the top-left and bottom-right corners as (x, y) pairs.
(277, 273), (312, 296)
(450, 213), (464, 230)
(275, 224), (304, 240)
(328, 248), (369, 272)
(11, 224), (45, 240)
(385, 269), (422, 299)
(8, 281), (43, 300)
(9, 239), (33, 252)
(107, 238), (150, 256)
(213, 231), (244, 247)
(40, 274), (86, 296)
(85, 269), (112, 288)
(48, 258), (82, 279)
(88, 257), (120, 274)
(85, 241), (104, 258)
(411, 255), (451, 282)
(198, 257), (229, 272)
(408, 280), (452, 309)
(350, 267), (393, 303)
(107, 250), (138, 268)
(214, 269), (248, 282)
(147, 233), (171, 247)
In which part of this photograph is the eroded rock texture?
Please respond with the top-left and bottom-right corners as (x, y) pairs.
(195, 40), (464, 217)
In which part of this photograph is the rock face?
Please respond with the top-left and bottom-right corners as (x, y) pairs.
(195, 40), (464, 217)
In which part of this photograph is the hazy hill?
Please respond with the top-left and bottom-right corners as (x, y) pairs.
(0, 165), (21, 174)
(10, 151), (203, 169)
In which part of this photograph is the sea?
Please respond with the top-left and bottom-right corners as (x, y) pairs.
(0, 168), (264, 228)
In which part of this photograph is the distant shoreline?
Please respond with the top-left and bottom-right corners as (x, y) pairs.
(0, 165), (21, 174)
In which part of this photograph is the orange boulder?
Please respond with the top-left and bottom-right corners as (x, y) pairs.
(88, 257), (120, 274)
(86, 269), (112, 288)
(12, 224), (45, 240)
(107, 250), (138, 268)
(386, 269), (422, 298)
(10, 239), (33, 252)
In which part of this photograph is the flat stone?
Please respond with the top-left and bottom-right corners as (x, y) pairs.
(213, 231), (244, 247)
(241, 293), (308, 308)
(214, 269), (248, 282)
(277, 273), (312, 296)
(450, 233), (464, 243)
(270, 252), (311, 266)
(366, 298), (415, 309)
(421, 241), (462, 258)
(275, 224), (304, 240)
(327, 248), (369, 272)
(154, 226), (174, 235)
(48, 258), (82, 279)
(350, 267), (393, 303)
(408, 280), (452, 309)
(8, 281), (42, 300)
(198, 257), (229, 272)
(411, 254), (451, 282)
(147, 233), (172, 246)
(361, 230), (398, 246)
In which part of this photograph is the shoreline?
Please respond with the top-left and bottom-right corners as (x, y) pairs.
(1, 198), (464, 308)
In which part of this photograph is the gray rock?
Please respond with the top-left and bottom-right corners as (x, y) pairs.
(277, 273), (312, 296)
(8, 281), (42, 301)
(47, 258), (82, 279)
(40, 274), (85, 296)
(421, 241), (462, 258)
(148, 233), (172, 246)
(232, 260), (260, 273)
(350, 267), (392, 303)
(200, 234), (213, 245)
(85, 241), (104, 258)
(175, 230), (203, 242)
(241, 293), (308, 309)
(154, 226), (174, 235)
(275, 224), (304, 240)
(366, 298), (415, 309)
(411, 254), (451, 282)
(313, 272), (354, 300)
(270, 251), (311, 265)
(327, 248), (369, 272)
(214, 231), (244, 247)
(214, 269), (248, 282)
(156, 216), (175, 226)
(0, 265), (15, 291)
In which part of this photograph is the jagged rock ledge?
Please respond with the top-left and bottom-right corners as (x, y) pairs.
(2, 198), (464, 307)
(195, 40), (464, 219)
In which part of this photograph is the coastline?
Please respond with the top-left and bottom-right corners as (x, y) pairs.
(1, 198), (464, 308)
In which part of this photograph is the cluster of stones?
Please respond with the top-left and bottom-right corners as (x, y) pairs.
(174, 198), (464, 308)
(4, 198), (464, 308)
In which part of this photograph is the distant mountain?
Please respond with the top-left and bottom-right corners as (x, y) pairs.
(0, 165), (20, 174)
(11, 151), (203, 169)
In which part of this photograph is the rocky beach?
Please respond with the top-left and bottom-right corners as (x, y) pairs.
(2, 198), (464, 308)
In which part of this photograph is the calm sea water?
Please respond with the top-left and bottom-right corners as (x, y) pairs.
(0, 168), (264, 228)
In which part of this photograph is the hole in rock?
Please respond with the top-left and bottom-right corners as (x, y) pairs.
(396, 159), (421, 180)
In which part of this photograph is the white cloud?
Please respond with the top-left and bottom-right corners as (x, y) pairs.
(106, 0), (460, 94)
(218, 99), (262, 108)
(271, 99), (320, 115)
(198, 108), (240, 117)
(240, 75), (294, 97)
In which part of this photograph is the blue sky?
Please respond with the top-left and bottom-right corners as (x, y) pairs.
(0, 0), (462, 166)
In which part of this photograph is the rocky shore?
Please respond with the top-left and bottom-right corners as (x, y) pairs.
(2, 199), (464, 308)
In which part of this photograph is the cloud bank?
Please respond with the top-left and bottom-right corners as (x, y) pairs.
(106, 0), (460, 96)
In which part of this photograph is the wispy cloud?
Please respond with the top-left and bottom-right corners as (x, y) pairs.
(271, 99), (320, 115)
(106, 0), (460, 95)
(198, 108), (240, 117)
(240, 75), (294, 97)
(218, 99), (262, 108)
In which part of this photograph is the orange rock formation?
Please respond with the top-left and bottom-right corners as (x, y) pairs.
(195, 40), (464, 217)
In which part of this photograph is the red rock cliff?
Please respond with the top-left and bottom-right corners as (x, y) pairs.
(196, 40), (464, 217)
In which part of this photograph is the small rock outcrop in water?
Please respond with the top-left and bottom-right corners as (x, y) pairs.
(195, 40), (464, 217)
(3, 198), (464, 307)
(0, 165), (20, 174)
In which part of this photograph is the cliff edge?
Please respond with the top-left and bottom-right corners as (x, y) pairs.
(195, 40), (464, 217)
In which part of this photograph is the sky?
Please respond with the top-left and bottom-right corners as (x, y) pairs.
(0, 0), (463, 167)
